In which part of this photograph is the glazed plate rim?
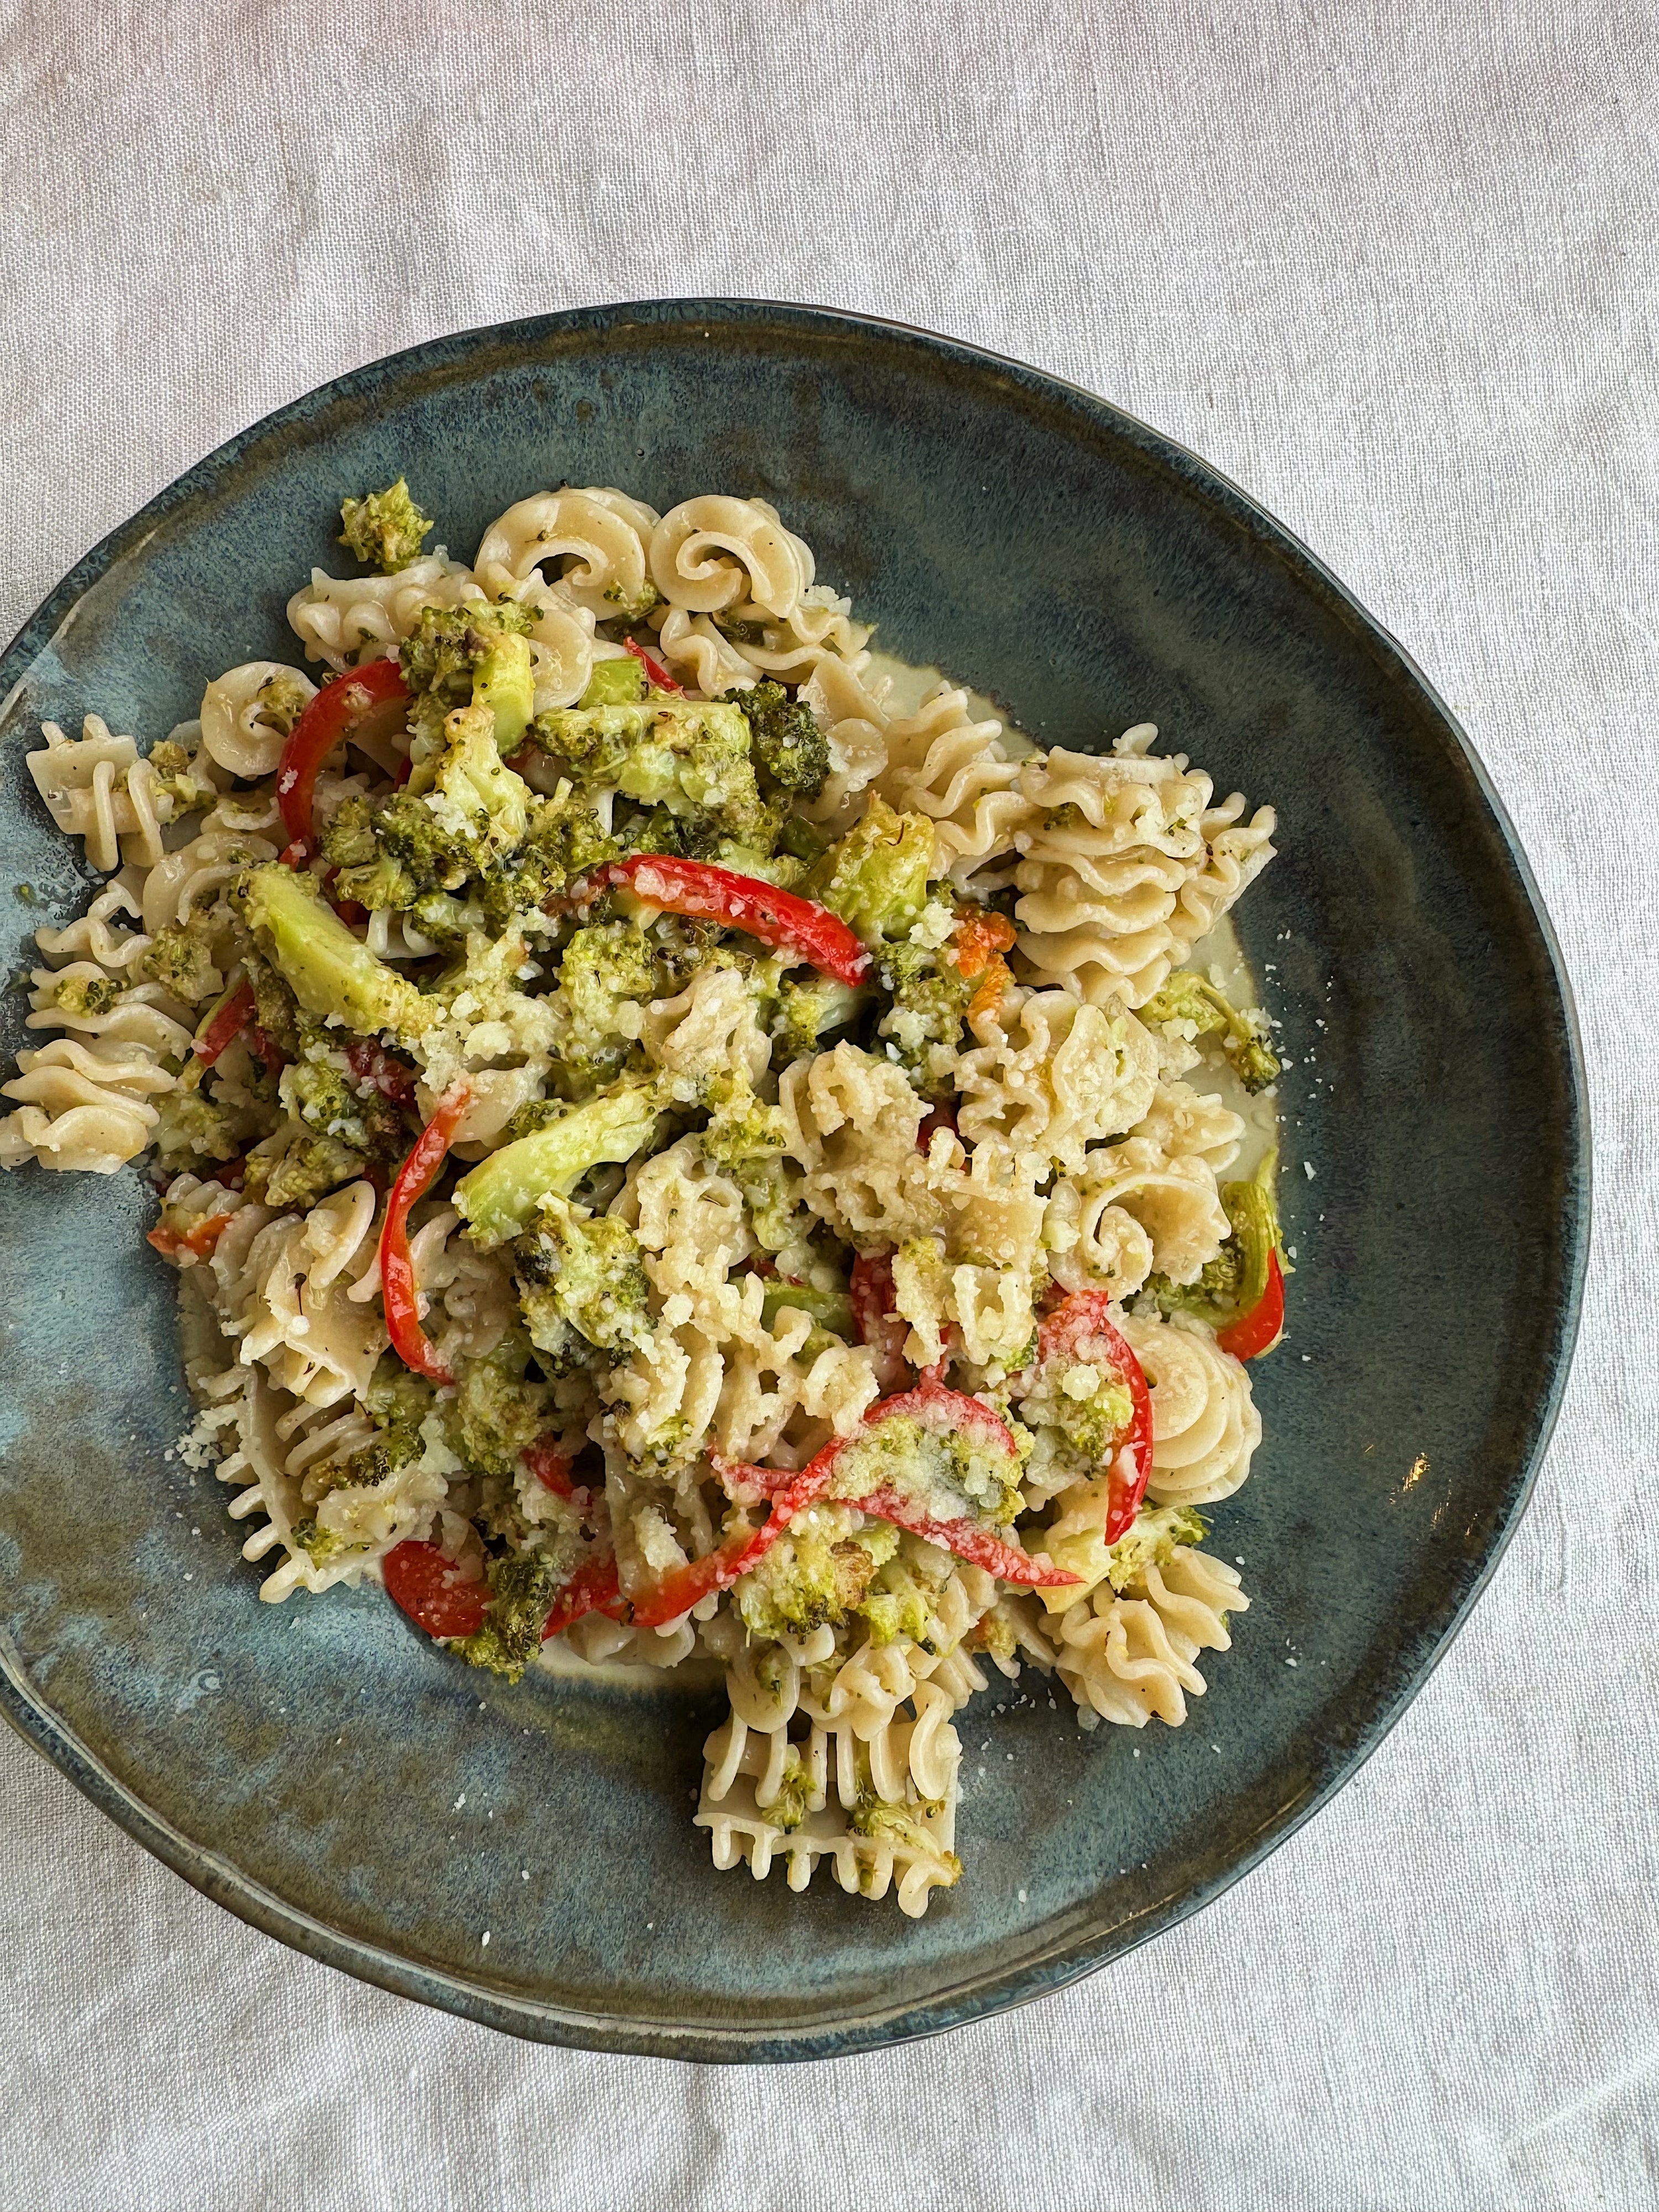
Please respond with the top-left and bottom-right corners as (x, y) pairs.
(0, 298), (1592, 2063)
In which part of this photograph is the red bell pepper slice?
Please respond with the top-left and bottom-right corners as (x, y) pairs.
(623, 636), (681, 693)
(276, 657), (409, 852)
(1034, 1292), (1155, 1544)
(853, 1489), (1078, 1587)
(1216, 1246), (1286, 1361)
(542, 1552), (627, 1639)
(633, 1429), (854, 1628)
(383, 1538), (489, 1639)
(597, 854), (870, 986)
(192, 980), (255, 1066)
(379, 1080), (472, 1387)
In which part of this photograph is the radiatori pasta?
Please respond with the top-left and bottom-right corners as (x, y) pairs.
(1, 476), (1291, 1917)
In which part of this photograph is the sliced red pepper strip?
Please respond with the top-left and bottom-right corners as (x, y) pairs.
(623, 635), (682, 693)
(276, 657), (409, 851)
(599, 854), (870, 985)
(854, 1489), (1078, 1587)
(634, 1433), (852, 1627)
(383, 1538), (488, 1640)
(1216, 1246), (1286, 1361)
(193, 980), (255, 1066)
(1035, 1292), (1155, 1544)
(379, 1080), (472, 1387)
(541, 1552), (627, 1639)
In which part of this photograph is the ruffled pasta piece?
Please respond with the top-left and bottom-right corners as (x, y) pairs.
(138, 796), (282, 937)
(650, 607), (757, 698)
(696, 1674), (963, 1918)
(649, 494), (811, 619)
(0, 1034), (175, 1172)
(217, 1183), (388, 1408)
(474, 488), (658, 618)
(1130, 1079), (1245, 1175)
(1045, 1134), (1230, 1295)
(875, 683), (1030, 888)
(1012, 735), (1276, 1008)
(1118, 1312), (1261, 1506)
(33, 881), (152, 973)
(639, 966), (771, 1092)
(199, 662), (317, 778)
(956, 987), (1159, 1172)
(669, 584), (870, 691)
(285, 552), (481, 670)
(779, 1041), (933, 1244)
(1055, 1546), (1248, 1728)
(26, 717), (168, 872)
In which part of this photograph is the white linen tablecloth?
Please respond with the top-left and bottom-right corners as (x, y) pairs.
(2, 5), (1653, 2204)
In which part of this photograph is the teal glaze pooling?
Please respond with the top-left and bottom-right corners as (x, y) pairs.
(0, 301), (1589, 2062)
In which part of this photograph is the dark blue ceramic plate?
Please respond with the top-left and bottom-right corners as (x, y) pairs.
(0, 302), (1588, 2060)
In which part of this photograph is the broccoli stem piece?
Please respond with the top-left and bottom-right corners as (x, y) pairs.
(454, 1081), (661, 1246)
(579, 656), (647, 708)
(242, 864), (435, 1044)
(473, 632), (535, 754)
(1139, 971), (1281, 1092)
(760, 1279), (855, 1340)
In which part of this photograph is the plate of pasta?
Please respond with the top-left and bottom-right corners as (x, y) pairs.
(0, 301), (1585, 2059)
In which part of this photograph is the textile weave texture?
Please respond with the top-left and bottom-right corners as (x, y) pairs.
(1, 3), (1654, 2205)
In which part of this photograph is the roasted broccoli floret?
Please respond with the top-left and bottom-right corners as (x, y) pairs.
(408, 702), (531, 855)
(1035, 1503), (1208, 1616)
(365, 1351), (437, 1434)
(737, 680), (830, 801)
(1140, 971), (1281, 1092)
(578, 655), (646, 708)
(515, 1196), (654, 1358)
(770, 973), (865, 1061)
(700, 1070), (787, 1171)
(455, 1078), (662, 1246)
(847, 1793), (961, 1887)
(243, 1124), (366, 1209)
(528, 697), (776, 851)
(338, 478), (435, 573)
(451, 1550), (564, 1682)
(872, 940), (973, 1097)
(138, 915), (222, 1004)
(735, 1506), (883, 1641)
(399, 600), (535, 752)
(808, 797), (937, 946)
(150, 1086), (247, 1168)
(241, 863), (436, 1044)
(445, 1328), (551, 1482)
(145, 737), (217, 817)
(299, 1421), (425, 1507)
(551, 920), (656, 1089)
(279, 1035), (408, 1161)
(46, 971), (121, 1018)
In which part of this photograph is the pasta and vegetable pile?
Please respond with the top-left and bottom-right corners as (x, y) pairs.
(1, 481), (1287, 1916)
